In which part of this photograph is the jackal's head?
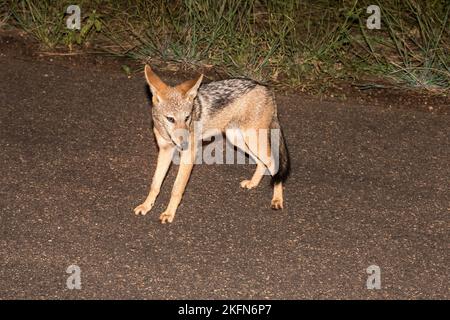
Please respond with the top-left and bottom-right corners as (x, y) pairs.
(144, 65), (203, 150)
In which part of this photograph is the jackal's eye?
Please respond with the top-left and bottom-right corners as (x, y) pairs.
(185, 115), (191, 122)
(166, 116), (175, 123)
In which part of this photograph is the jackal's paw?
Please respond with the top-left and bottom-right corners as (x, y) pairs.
(240, 179), (257, 189)
(271, 198), (283, 210)
(134, 203), (153, 216)
(159, 211), (175, 224)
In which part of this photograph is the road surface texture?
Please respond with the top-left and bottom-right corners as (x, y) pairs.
(0, 41), (448, 299)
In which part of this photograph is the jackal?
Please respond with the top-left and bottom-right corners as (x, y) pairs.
(134, 65), (290, 223)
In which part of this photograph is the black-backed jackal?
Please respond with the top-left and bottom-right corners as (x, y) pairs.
(134, 65), (290, 223)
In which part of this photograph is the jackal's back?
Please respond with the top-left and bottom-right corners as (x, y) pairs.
(198, 78), (261, 110)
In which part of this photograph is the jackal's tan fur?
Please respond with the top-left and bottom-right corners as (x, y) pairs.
(134, 65), (290, 223)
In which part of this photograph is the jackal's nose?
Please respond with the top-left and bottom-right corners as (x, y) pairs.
(180, 141), (189, 150)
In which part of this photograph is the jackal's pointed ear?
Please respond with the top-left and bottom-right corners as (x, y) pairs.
(144, 65), (167, 103)
(177, 74), (204, 101)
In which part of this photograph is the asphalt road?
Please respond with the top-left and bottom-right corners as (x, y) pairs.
(0, 50), (448, 299)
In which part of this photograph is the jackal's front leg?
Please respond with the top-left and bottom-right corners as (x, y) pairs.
(159, 141), (196, 224)
(134, 130), (175, 216)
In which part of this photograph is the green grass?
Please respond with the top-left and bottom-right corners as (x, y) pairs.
(4, 0), (450, 92)
(355, 0), (450, 91)
(8, 0), (104, 49)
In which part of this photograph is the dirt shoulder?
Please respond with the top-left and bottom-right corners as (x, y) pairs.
(1, 29), (448, 115)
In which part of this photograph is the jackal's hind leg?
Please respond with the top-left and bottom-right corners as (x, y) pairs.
(271, 182), (283, 210)
(226, 129), (264, 189)
(241, 130), (284, 210)
(240, 162), (265, 189)
(239, 130), (271, 190)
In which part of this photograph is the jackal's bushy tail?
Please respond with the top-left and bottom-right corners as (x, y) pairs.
(270, 116), (290, 185)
